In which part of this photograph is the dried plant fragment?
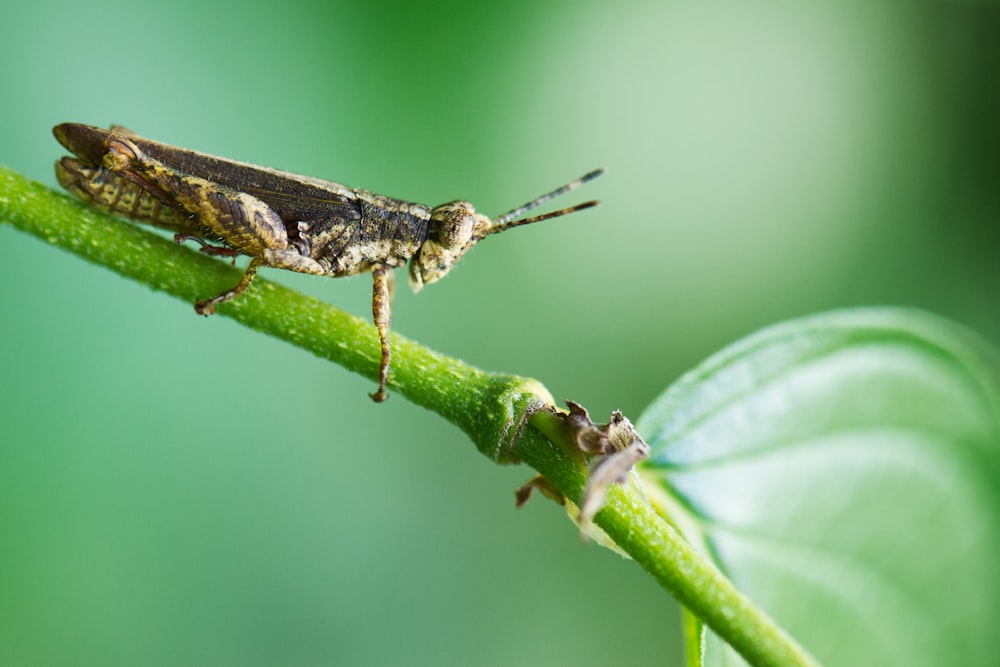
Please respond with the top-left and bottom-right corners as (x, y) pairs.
(568, 403), (651, 530)
(519, 401), (650, 535)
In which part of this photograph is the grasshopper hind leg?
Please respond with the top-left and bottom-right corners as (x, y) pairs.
(193, 247), (327, 315)
(194, 257), (264, 315)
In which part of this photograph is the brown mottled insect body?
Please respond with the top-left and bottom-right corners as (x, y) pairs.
(54, 123), (603, 401)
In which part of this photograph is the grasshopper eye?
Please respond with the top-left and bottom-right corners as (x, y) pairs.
(430, 201), (475, 249)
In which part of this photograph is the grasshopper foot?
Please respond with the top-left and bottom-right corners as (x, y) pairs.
(194, 297), (219, 316)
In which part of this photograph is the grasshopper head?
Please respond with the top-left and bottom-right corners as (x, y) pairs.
(409, 201), (490, 291)
(407, 169), (605, 292)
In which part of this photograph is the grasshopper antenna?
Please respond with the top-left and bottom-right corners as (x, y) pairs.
(488, 168), (605, 234)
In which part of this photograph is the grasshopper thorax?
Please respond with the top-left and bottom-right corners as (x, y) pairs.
(409, 201), (490, 292)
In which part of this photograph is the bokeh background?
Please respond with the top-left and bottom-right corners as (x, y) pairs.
(1, 0), (997, 665)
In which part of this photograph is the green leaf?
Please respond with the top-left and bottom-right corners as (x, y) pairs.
(637, 308), (1000, 667)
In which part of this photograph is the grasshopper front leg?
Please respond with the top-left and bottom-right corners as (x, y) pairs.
(370, 266), (395, 402)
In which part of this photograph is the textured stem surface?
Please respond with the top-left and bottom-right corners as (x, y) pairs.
(0, 164), (819, 667)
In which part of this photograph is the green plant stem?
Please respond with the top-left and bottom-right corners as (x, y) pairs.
(0, 164), (820, 667)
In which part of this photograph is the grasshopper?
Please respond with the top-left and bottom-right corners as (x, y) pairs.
(53, 123), (603, 401)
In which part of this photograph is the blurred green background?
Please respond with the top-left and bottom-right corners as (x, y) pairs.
(1, 0), (997, 665)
